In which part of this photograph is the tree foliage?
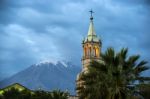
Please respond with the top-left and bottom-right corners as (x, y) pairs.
(0, 88), (69, 99)
(76, 48), (150, 99)
(139, 83), (150, 99)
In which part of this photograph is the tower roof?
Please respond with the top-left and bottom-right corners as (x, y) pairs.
(87, 18), (96, 36)
(83, 10), (100, 43)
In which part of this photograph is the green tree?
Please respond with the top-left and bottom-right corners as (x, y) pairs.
(2, 88), (22, 99)
(0, 95), (3, 99)
(1, 87), (69, 99)
(1, 88), (32, 99)
(31, 89), (68, 99)
(21, 89), (32, 99)
(31, 90), (52, 99)
(50, 90), (69, 99)
(76, 48), (150, 99)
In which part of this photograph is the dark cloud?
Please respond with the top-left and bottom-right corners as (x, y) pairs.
(114, 0), (150, 6)
(0, 0), (150, 78)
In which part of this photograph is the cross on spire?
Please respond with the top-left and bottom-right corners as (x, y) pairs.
(89, 9), (94, 20)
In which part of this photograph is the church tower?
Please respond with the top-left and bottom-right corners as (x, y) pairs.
(76, 10), (102, 96)
(82, 10), (102, 72)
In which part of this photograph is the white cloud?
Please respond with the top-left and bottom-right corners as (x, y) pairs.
(1, 24), (64, 70)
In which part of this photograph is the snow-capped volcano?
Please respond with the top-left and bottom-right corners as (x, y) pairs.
(0, 61), (81, 94)
(35, 60), (69, 68)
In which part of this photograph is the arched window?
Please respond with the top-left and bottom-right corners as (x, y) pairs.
(96, 47), (99, 57)
(84, 47), (87, 57)
(93, 47), (96, 57)
(87, 48), (90, 57)
(89, 47), (92, 57)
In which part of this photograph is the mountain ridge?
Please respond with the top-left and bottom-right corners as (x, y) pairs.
(0, 61), (81, 94)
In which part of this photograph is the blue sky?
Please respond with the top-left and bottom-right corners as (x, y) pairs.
(0, 0), (150, 79)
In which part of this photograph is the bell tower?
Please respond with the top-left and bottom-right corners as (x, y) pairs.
(76, 10), (102, 96)
(82, 10), (102, 71)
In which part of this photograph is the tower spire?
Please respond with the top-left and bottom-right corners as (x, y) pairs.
(89, 9), (94, 20)
(88, 9), (96, 36)
(83, 10), (100, 43)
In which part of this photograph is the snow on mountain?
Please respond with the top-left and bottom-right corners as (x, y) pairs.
(0, 61), (81, 94)
(35, 60), (69, 68)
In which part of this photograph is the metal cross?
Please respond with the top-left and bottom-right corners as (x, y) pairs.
(89, 9), (94, 17)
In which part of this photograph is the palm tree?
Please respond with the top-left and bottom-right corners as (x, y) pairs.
(139, 83), (150, 99)
(76, 48), (149, 99)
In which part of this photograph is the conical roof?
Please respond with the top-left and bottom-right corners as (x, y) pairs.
(87, 19), (96, 36)
(83, 16), (100, 43)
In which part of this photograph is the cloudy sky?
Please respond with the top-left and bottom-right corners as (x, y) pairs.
(0, 0), (150, 79)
